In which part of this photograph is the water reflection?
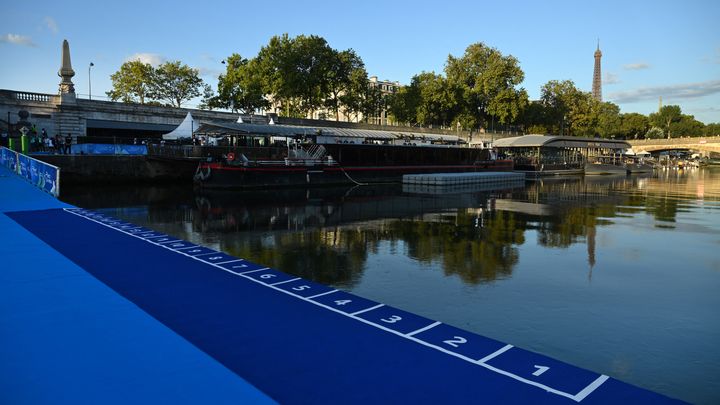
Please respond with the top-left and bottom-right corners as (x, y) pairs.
(60, 169), (720, 289)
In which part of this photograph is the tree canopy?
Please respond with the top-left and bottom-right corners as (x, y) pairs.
(107, 60), (205, 108)
(105, 34), (718, 137)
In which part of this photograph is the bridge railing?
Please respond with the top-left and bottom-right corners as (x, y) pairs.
(0, 90), (56, 104)
(629, 136), (720, 145)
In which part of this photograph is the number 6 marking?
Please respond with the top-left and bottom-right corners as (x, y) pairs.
(381, 315), (402, 323)
(443, 336), (467, 348)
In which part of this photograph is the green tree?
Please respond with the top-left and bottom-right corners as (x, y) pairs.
(213, 54), (268, 114)
(540, 80), (600, 136)
(152, 61), (204, 108)
(645, 127), (664, 139)
(649, 105), (682, 138)
(704, 123), (720, 136)
(198, 84), (215, 110)
(339, 67), (371, 122)
(106, 60), (155, 104)
(519, 101), (551, 134)
(359, 84), (386, 124)
(413, 72), (455, 127)
(596, 102), (621, 138)
(386, 82), (421, 125)
(324, 49), (365, 121)
(669, 114), (704, 137)
(255, 34), (339, 118)
(444, 42), (528, 130)
(619, 113), (649, 139)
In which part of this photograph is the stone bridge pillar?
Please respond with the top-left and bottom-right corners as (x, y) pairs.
(55, 39), (84, 138)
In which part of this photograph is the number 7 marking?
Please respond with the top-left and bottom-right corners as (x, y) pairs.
(532, 365), (549, 376)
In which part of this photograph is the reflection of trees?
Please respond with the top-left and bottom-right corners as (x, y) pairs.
(220, 228), (378, 288)
(69, 169), (719, 289)
(381, 209), (524, 284)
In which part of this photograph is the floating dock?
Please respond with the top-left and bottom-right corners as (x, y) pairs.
(0, 164), (681, 404)
(403, 171), (525, 186)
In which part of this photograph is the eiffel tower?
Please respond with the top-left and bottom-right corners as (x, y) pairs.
(592, 41), (602, 102)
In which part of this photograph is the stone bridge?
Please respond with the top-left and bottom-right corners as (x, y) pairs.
(0, 89), (475, 141)
(628, 137), (720, 156)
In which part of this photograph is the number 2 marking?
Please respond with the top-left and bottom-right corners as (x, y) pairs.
(334, 300), (352, 306)
(532, 365), (549, 376)
(443, 336), (467, 348)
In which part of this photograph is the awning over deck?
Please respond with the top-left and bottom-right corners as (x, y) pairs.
(194, 121), (464, 143)
(494, 135), (630, 150)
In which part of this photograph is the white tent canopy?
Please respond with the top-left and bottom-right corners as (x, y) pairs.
(162, 112), (197, 140)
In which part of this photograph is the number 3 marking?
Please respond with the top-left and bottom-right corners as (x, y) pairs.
(443, 336), (467, 348)
(381, 315), (402, 323)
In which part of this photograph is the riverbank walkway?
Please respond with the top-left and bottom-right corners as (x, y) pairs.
(0, 164), (681, 404)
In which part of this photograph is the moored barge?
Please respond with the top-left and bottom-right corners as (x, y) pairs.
(191, 121), (512, 189)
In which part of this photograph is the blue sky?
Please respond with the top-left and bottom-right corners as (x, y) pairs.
(2, 0), (719, 123)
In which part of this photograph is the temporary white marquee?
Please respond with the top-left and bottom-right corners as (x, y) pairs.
(162, 112), (197, 140)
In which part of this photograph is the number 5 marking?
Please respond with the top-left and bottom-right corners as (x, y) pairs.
(532, 365), (549, 376)
(443, 336), (467, 348)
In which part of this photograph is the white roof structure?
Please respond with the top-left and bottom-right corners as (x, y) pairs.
(162, 112), (197, 140)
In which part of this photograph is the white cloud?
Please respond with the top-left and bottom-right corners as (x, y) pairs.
(126, 53), (165, 66)
(608, 80), (720, 103)
(603, 73), (620, 85)
(623, 63), (650, 70)
(44, 17), (58, 34)
(0, 33), (37, 47)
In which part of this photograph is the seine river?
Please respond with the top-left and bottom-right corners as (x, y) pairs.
(61, 167), (720, 404)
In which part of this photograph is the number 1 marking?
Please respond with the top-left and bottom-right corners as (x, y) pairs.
(532, 365), (549, 377)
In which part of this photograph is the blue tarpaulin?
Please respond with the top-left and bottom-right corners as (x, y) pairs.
(71, 144), (148, 155)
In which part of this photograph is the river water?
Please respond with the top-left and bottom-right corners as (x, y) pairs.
(61, 167), (720, 404)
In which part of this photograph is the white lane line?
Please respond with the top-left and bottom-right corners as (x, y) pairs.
(214, 259), (244, 265)
(406, 321), (442, 337)
(573, 375), (610, 402)
(269, 278), (302, 286)
(62, 208), (591, 402)
(306, 290), (339, 300)
(350, 304), (385, 316)
(477, 344), (514, 363)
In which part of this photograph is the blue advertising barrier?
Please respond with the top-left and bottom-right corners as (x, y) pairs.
(70, 144), (147, 155)
(1, 146), (60, 197)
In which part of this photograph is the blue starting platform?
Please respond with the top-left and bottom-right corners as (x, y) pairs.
(0, 164), (682, 404)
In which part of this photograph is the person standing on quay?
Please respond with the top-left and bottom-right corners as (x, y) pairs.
(65, 133), (72, 154)
(54, 134), (62, 154)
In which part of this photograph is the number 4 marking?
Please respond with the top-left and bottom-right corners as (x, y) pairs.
(532, 365), (549, 377)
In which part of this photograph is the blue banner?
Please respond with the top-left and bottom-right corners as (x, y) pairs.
(70, 144), (147, 155)
(1, 147), (18, 172)
(1, 146), (59, 197)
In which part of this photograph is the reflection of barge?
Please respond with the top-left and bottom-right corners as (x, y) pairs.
(192, 121), (512, 189)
